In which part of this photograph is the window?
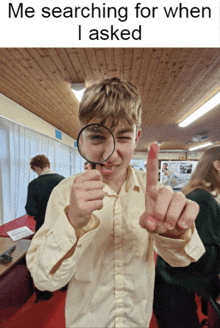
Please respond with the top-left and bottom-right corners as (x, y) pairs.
(0, 116), (84, 225)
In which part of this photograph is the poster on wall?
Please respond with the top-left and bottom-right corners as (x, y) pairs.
(130, 159), (146, 171)
(160, 161), (198, 190)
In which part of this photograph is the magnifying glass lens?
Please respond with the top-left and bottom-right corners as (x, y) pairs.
(77, 124), (115, 165)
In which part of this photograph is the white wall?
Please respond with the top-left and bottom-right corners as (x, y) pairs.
(0, 93), (76, 147)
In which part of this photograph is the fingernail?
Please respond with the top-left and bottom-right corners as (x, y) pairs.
(178, 222), (188, 230)
(149, 144), (158, 159)
(146, 217), (156, 230)
(164, 222), (173, 230)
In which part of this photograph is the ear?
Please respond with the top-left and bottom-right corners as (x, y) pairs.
(135, 129), (141, 147)
(213, 160), (220, 173)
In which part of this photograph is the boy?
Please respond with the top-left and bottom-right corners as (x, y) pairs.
(26, 77), (205, 328)
(25, 154), (64, 232)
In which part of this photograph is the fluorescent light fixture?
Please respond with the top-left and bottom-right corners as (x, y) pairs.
(189, 142), (213, 151)
(159, 150), (188, 153)
(71, 83), (86, 102)
(179, 91), (220, 128)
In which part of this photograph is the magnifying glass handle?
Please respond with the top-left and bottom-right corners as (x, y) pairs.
(92, 163), (96, 169)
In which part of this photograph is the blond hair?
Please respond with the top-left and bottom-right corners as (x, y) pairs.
(78, 77), (142, 129)
(182, 146), (220, 195)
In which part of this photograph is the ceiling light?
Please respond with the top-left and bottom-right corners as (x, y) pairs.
(189, 142), (213, 151)
(159, 150), (188, 153)
(179, 91), (220, 128)
(71, 83), (86, 102)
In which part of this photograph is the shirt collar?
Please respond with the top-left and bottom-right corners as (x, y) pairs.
(125, 165), (141, 193)
(40, 169), (55, 176)
(103, 165), (141, 196)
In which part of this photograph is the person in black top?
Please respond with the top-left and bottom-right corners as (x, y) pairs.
(25, 155), (65, 302)
(153, 146), (220, 328)
(25, 155), (65, 232)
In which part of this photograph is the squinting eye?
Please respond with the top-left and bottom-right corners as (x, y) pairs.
(118, 137), (131, 140)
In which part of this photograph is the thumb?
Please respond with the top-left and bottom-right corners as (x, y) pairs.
(139, 212), (157, 231)
(140, 212), (168, 234)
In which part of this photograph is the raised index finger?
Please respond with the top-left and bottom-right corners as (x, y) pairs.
(146, 143), (159, 190)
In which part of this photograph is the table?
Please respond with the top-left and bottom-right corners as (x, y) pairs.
(0, 214), (35, 238)
(0, 237), (31, 276)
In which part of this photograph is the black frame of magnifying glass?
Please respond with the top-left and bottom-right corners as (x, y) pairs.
(77, 123), (116, 169)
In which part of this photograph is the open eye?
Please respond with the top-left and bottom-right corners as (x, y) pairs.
(88, 134), (106, 145)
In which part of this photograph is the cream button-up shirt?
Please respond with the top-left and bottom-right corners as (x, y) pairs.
(26, 166), (205, 328)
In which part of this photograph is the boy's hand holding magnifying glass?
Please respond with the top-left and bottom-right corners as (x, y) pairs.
(68, 169), (105, 230)
(68, 124), (115, 230)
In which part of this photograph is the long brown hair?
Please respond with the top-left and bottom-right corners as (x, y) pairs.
(182, 146), (220, 195)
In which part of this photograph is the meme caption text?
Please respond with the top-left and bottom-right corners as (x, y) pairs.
(8, 2), (212, 41)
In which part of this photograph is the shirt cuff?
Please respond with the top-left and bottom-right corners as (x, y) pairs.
(48, 210), (78, 253)
(184, 224), (206, 261)
(152, 224), (205, 267)
(64, 205), (100, 239)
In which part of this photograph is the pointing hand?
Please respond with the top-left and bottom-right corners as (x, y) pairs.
(139, 143), (199, 237)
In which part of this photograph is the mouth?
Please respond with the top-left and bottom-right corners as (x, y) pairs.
(99, 164), (118, 173)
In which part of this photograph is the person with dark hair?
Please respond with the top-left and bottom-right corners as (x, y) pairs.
(25, 155), (65, 232)
(153, 146), (220, 328)
(25, 155), (65, 302)
(162, 162), (168, 171)
(29, 154), (50, 171)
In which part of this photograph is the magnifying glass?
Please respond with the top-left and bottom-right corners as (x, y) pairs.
(77, 124), (116, 169)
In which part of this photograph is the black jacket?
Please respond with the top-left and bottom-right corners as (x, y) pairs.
(156, 189), (220, 299)
(25, 173), (65, 232)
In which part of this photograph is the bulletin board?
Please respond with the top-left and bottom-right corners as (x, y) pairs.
(160, 161), (198, 190)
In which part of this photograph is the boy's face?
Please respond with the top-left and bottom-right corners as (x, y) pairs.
(84, 119), (141, 186)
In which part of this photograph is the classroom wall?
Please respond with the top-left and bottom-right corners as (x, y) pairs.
(133, 150), (204, 161)
(0, 93), (204, 162)
(0, 93), (76, 147)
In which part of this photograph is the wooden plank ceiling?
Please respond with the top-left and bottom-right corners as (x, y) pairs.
(0, 48), (219, 152)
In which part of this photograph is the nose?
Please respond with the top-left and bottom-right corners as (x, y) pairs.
(100, 135), (115, 162)
(105, 143), (118, 163)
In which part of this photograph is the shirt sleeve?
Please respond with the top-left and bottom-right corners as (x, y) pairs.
(152, 223), (205, 267)
(155, 194), (220, 298)
(25, 181), (38, 217)
(182, 192), (220, 275)
(26, 178), (100, 292)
